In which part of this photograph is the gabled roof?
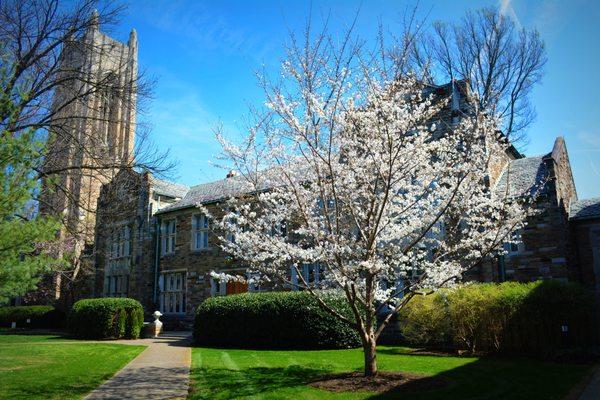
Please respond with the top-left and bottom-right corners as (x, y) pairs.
(493, 156), (549, 199)
(155, 174), (264, 214)
(151, 177), (189, 199)
(569, 198), (600, 221)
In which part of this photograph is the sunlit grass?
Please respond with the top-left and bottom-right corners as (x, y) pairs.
(0, 333), (145, 399)
(190, 346), (590, 399)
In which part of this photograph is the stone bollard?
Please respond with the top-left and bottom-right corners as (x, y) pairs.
(149, 311), (163, 338)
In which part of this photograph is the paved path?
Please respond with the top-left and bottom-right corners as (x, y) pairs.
(85, 332), (192, 400)
(578, 366), (600, 400)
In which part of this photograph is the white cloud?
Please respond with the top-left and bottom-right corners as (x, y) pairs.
(498, 0), (522, 28)
(577, 131), (600, 148)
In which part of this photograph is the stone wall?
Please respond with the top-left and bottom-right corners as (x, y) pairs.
(94, 169), (157, 313)
(41, 21), (138, 247)
(570, 219), (600, 295)
(502, 188), (571, 282)
(549, 137), (578, 212)
(156, 204), (244, 316)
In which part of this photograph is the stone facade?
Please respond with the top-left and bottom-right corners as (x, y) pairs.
(474, 138), (577, 283)
(40, 16), (138, 248)
(569, 199), (600, 297)
(90, 142), (600, 323)
(57, 26), (598, 322)
(93, 169), (187, 313)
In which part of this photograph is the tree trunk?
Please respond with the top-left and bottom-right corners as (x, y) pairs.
(363, 335), (378, 377)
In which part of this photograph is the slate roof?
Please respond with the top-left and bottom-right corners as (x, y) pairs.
(155, 173), (272, 214)
(569, 198), (600, 220)
(151, 177), (189, 199)
(493, 156), (549, 199)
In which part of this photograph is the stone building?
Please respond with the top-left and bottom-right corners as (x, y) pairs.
(475, 137), (578, 282)
(40, 13), (138, 251)
(89, 86), (600, 325)
(33, 14), (138, 304)
(93, 169), (188, 312)
(38, 22), (598, 322)
(569, 199), (600, 293)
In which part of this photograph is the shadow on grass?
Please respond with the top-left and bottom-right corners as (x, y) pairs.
(368, 356), (591, 400)
(377, 347), (458, 358)
(191, 351), (592, 400)
(191, 365), (327, 398)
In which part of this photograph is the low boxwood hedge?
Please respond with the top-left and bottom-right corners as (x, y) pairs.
(194, 291), (361, 349)
(68, 298), (144, 339)
(0, 305), (65, 328)
(399, 280), (599, 356)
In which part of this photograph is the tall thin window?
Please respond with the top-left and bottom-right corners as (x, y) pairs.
(162, 220), (176, 255)
(192, 215), (209, 250)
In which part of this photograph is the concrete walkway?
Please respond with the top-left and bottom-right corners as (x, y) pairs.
(578, 366), (600, 400)
(85, 332), (192, 400)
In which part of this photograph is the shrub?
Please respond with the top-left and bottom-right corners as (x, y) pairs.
(68, 298), (144, 339)
(194, 291), (361, 349)
(398, 281), (599, 356)
(398, 293), (450, 347)
(0, 305), (65, 328)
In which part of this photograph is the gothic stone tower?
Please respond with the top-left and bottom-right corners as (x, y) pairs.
(41, 12), (138, 254)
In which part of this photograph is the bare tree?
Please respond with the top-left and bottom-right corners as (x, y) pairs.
(0, 0), (173, 300)
(429, 7), (546, 144)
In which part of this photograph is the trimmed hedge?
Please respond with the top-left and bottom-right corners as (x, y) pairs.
(399, 280), (599, 356)
(194, 291), (361, 349)
(0, 305), (65, 328)
(68, 298), (144, 339)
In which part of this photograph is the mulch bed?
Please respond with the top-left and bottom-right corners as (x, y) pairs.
(309, 371), (450, 394)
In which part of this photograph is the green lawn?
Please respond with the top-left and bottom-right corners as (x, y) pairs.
(0, 332), (145, 400)
(190, 346), (591, 400)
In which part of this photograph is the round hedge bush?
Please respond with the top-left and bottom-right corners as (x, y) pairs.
(194, 291), (361, 349)
(68, 298), (144, 339)
(0, 305), (65, 328)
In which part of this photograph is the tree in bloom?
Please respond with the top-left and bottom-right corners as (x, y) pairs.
(209, 22), (531, 377)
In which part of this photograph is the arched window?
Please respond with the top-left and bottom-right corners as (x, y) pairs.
(98, 73), (119, 149)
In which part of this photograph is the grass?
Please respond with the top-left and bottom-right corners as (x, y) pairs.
(189, 346), (591, 399)
(0, 332), (145, 400)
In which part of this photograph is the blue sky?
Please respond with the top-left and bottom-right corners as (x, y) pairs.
(109, 0), (600, 199)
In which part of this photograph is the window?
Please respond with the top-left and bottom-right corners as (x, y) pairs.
(105, 225), (131, 272)
(192, 215), (209, 250)
(161, 220), (176, 255)
(270, 220), (287, 237)
(210, 271), (249, 296)
(210, 277), (227, 296)
(119, 226), (131, 257)
(104, 274), (129, 297)
(247, 273), (263, 292)
(504, 230), (525, 256)
(159, 271), (186, 314)
(291, 263), (324, 289)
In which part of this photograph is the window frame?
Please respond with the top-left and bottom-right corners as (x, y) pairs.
(161, 219), (177, 255)
(191, 214), (210, 251)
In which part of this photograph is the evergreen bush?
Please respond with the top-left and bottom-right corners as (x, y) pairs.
(68, 298), (144, 339)
(0, 305), (64, 328)
(194, 291), (361, 349)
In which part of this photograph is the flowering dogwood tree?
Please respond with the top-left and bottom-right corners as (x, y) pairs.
(210, 23), (530, 377)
